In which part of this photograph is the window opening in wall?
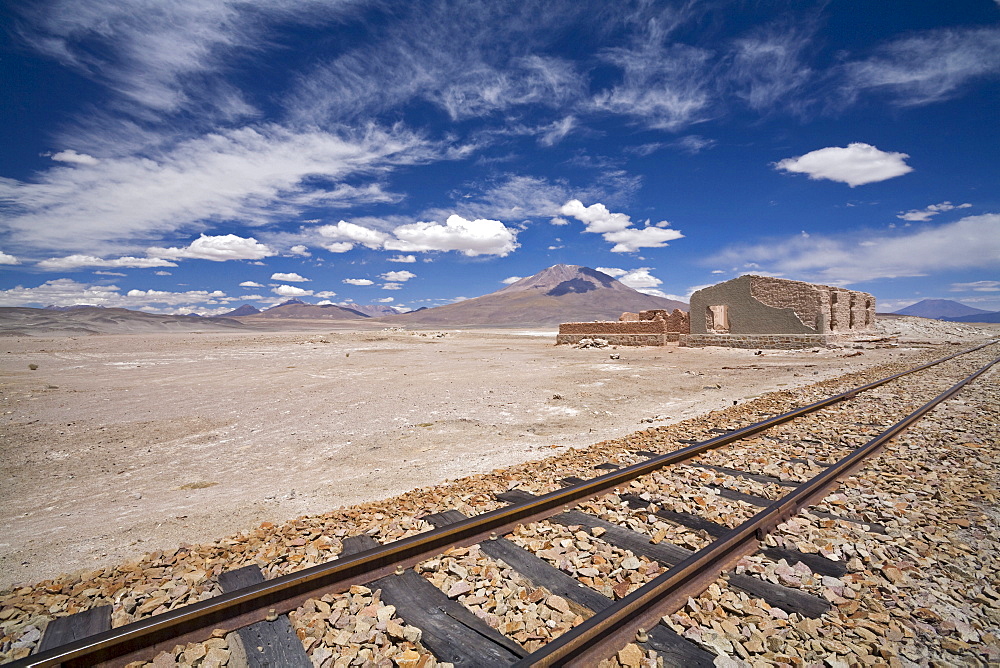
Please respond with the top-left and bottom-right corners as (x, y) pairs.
(707, 305), (729, 333)
(849, 294), (857, 329)
(829, 292), (839, 330)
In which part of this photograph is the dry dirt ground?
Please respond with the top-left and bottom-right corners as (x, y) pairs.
(0, 322), (995, 590)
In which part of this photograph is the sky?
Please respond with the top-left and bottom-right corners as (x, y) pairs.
(1, 0), (998, 316)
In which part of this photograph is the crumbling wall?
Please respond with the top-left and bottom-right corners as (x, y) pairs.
(558, 309), (689, 346)
(690, 275), (875, 337)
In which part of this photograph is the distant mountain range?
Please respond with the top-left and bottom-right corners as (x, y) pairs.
(6, 265), (689, 334)
(892, 299), (999, 322)
(382, 264), (687, 327)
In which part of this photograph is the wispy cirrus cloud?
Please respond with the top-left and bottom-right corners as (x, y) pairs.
(843, 26), (1000, 107)
(708, 213), (1000, 284)
(0, 124), (433, 256)
(14, 0), (361, 117)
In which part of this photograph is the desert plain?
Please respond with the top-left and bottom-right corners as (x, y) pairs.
(0, 319), (995, 590)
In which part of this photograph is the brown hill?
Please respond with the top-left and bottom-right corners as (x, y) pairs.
(0, 306), (248, 337)
(382, 264), (687, 327)
(237, 300), (368, 320)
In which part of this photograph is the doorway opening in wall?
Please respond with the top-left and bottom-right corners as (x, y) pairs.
(707, 305), (729, 333)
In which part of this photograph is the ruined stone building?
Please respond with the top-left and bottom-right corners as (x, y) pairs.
(684, 275), (875, 349)
(557, 309), (690, 346)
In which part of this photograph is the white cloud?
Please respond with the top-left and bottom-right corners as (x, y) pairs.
(125, 288), (227, 305)
(0, 278), (239, 310)
(272, 284), (313, 297)
(708, 213), (1000, 284)
(314, 290), (337, 298)
(897, 201), (972, 222)
(560, 200), (683, 252)
(154, 270), (172, 276)
(0, 250), (21, 265)
(375, 297), (395, 303)
(240, 280), (263, 287)
(381, 283), (403, 290)
(388, 254), (416, 263)
(343, 278), (374, 286)
(501, 276), (524, 285)
(150, 234), (274, 262)
(36, 254), (177, 270)
(0, 124), (430, 255)
(673, 135), (716, 154)
(549, 217), (570, 226)
(773, 143), (913, 187)
(386, 215), (519, 257)
(288, 244), (311, 256)
(559, 200), (632, 233)
(51, 150), (99, 165)
(594, 267), (627, 278)
(538, 116), (576, 147)
(591, 24), (713, 131)
(380, 270), (415, 282)
(270, 272), (309, 282)
(93, 270), (126, 276)
(603, 226), (684, 253)
(15, 0), (356, 116)
(845, 27), (1000, 107)
(317, 221), (391, 253)
(611, 267), (662, 289)
(951, 280), (1000, 292)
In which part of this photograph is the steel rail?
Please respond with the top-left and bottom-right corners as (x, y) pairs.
(13, 340), (997, 667)
(514, 354), (1000, 667)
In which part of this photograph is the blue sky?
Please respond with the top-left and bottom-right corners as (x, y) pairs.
(1, 0), (998, 315)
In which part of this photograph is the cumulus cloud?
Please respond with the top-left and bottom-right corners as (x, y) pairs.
(501, 276), (523, 284)
(51, 149), (99, 165)
(314, 290), (337, 298)
(388, 254), (416, 263)
(560, 200), (683, 252)
(560, 200), (632, 233)
(272, 284), (313, 297)
(317, 221), (391, 253)
(708, 213), (1000, 284)
(381, 283), (403, 290)
(375, 297), (394, 303)
(386, 215), (519, 257)
(897, 201), (972, 222)
(343, 278), (374, 286)
(150, 234), (274, 262)
(599, 267), (661, 289)
(36, 254), (177, 271)
(773, 143), (913, 187)
(0, 251), (21, 265)
(0, 277), (239, 310)
(288, 245), (311, 256)
(270, 272), (309, 282)
(380, 270), (415, 282)
(240, 280), (263, 287)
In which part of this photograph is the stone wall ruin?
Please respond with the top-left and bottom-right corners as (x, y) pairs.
(684, 275), (875, 349)
(557, 309), (690, 346)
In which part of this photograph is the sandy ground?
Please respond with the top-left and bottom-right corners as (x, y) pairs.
(0, 323), (995, 590)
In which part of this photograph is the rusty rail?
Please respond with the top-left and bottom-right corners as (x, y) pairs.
(12, 341), (997, 667)
(514, 353), (1000, 666)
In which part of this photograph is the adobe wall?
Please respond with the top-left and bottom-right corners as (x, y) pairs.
(681, 333), (832, 349)
(689, 275), (875, 337)
(557, 309), (689, 346)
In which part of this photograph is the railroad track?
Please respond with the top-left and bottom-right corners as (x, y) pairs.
(7, 340), (999, 667)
